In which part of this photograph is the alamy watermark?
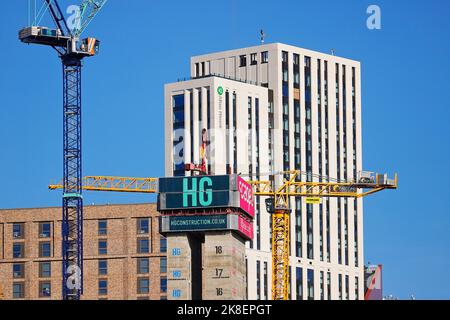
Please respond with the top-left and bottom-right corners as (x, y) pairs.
(367, 5), (382, 30)
(66, 265), (82, 291)
(66, 4), (81, 32)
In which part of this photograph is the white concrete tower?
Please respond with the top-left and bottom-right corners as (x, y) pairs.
(165, 43), (364, 300)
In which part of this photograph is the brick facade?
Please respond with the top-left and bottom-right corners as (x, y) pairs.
(0, 203), (166, 300)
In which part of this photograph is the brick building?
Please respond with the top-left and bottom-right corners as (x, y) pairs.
(0, 203), (167, 300)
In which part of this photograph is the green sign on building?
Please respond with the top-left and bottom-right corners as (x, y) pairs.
(158, 175), (233, 211)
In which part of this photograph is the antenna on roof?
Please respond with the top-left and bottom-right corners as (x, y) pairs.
(260, 29), (265, 44)
(331, 48), (336, 56)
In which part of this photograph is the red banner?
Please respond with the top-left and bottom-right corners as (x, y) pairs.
(238, 176), (254, 219)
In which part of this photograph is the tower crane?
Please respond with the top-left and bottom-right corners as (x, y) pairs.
(49, 170), (397, 300)
(19, 0), (108, 300)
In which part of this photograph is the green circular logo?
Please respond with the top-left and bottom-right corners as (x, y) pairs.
(217, 86), (224, 96)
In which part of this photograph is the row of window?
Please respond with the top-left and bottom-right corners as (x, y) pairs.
(11, 222), (51, 239)
(194, 51), (269, 78)
(12, 241), (51, 259)
(13, 261), (51, 278)
(98, 218), (151, 236)
(99, 238), (162, 255)
(239, 51), (269, 67)
(11, 237), (167, 259)
(12, 281), (51, 299)
(12, 257), (167, 280)
(295, 268), (360, 300)
(97, 278), (167, 296)
(255, 260), (269, 300)
(9, 218), (153, 240)
(98, 257), (167, 276)
(11, 278), (168, 299)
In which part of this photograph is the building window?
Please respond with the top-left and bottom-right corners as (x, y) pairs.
(98, 240), (107, 255)
(160, 237), (167, 253)
(304, 55), (312, 183)
(13, 243), (24, 259)
(98, 220), (107, 236)
(327, 272), (331, 300)
(194, 62), (199, 77)
(138, 278), (150, 294)
(354, 199), (359, 267)
(13, 263), (25, 279)
(239, 55), (247, 67)
(137, 218), (149, 234)
(172, 94), (185, 176)
(256, 260), (261, 300)
(98, 260), (108, 276)
(39, 262), (51, 278)
(335, 63), (341, 182)
(307, 269), (314, 300)
(13, 223), (24, 239)
(255, 96), (261, 250)
(326, 200), (331, 263)
(293, 53), (300, 88)
(338, 201), (342, 265)
(261, 51), (268, 63)
(355, 276), (359, 300)
(293, 53), (300, 65)
(39, 242), (51, 258)
(263, 261), (268, 300)
(160, 257), (167, 274)
(295, 198), (302, 258)
(39, 222), (51, 238)
(225, 90), (230, 172)
(137, 238), (149, 254)
(161, 278), (167, 293)
(282, 51), (288, 63)
(281, 51), (290, 180)
(296, 267), (303, 300)
(137, 258), (149, 274)
(98, 279), (108, 296)
(250, 53), (257, 65)
(344, 199), (349, 266)
(13, 282), (24, 299)
(245, 258), (248, 298)
(39, 281), (51, 298)
(320, 271), (324, 300)
(345, 275), (349, 300)
(307, 204), (314, 259)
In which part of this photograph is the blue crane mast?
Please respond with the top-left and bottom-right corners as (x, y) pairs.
(19, 0), (107, 300)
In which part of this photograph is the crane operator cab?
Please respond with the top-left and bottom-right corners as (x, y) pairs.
(79, 38), (100, 56)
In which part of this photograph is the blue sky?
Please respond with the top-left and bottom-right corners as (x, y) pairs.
(1, 0), (449, 299)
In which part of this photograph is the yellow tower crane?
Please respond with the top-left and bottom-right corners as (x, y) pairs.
(49, 170), (397, 300)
